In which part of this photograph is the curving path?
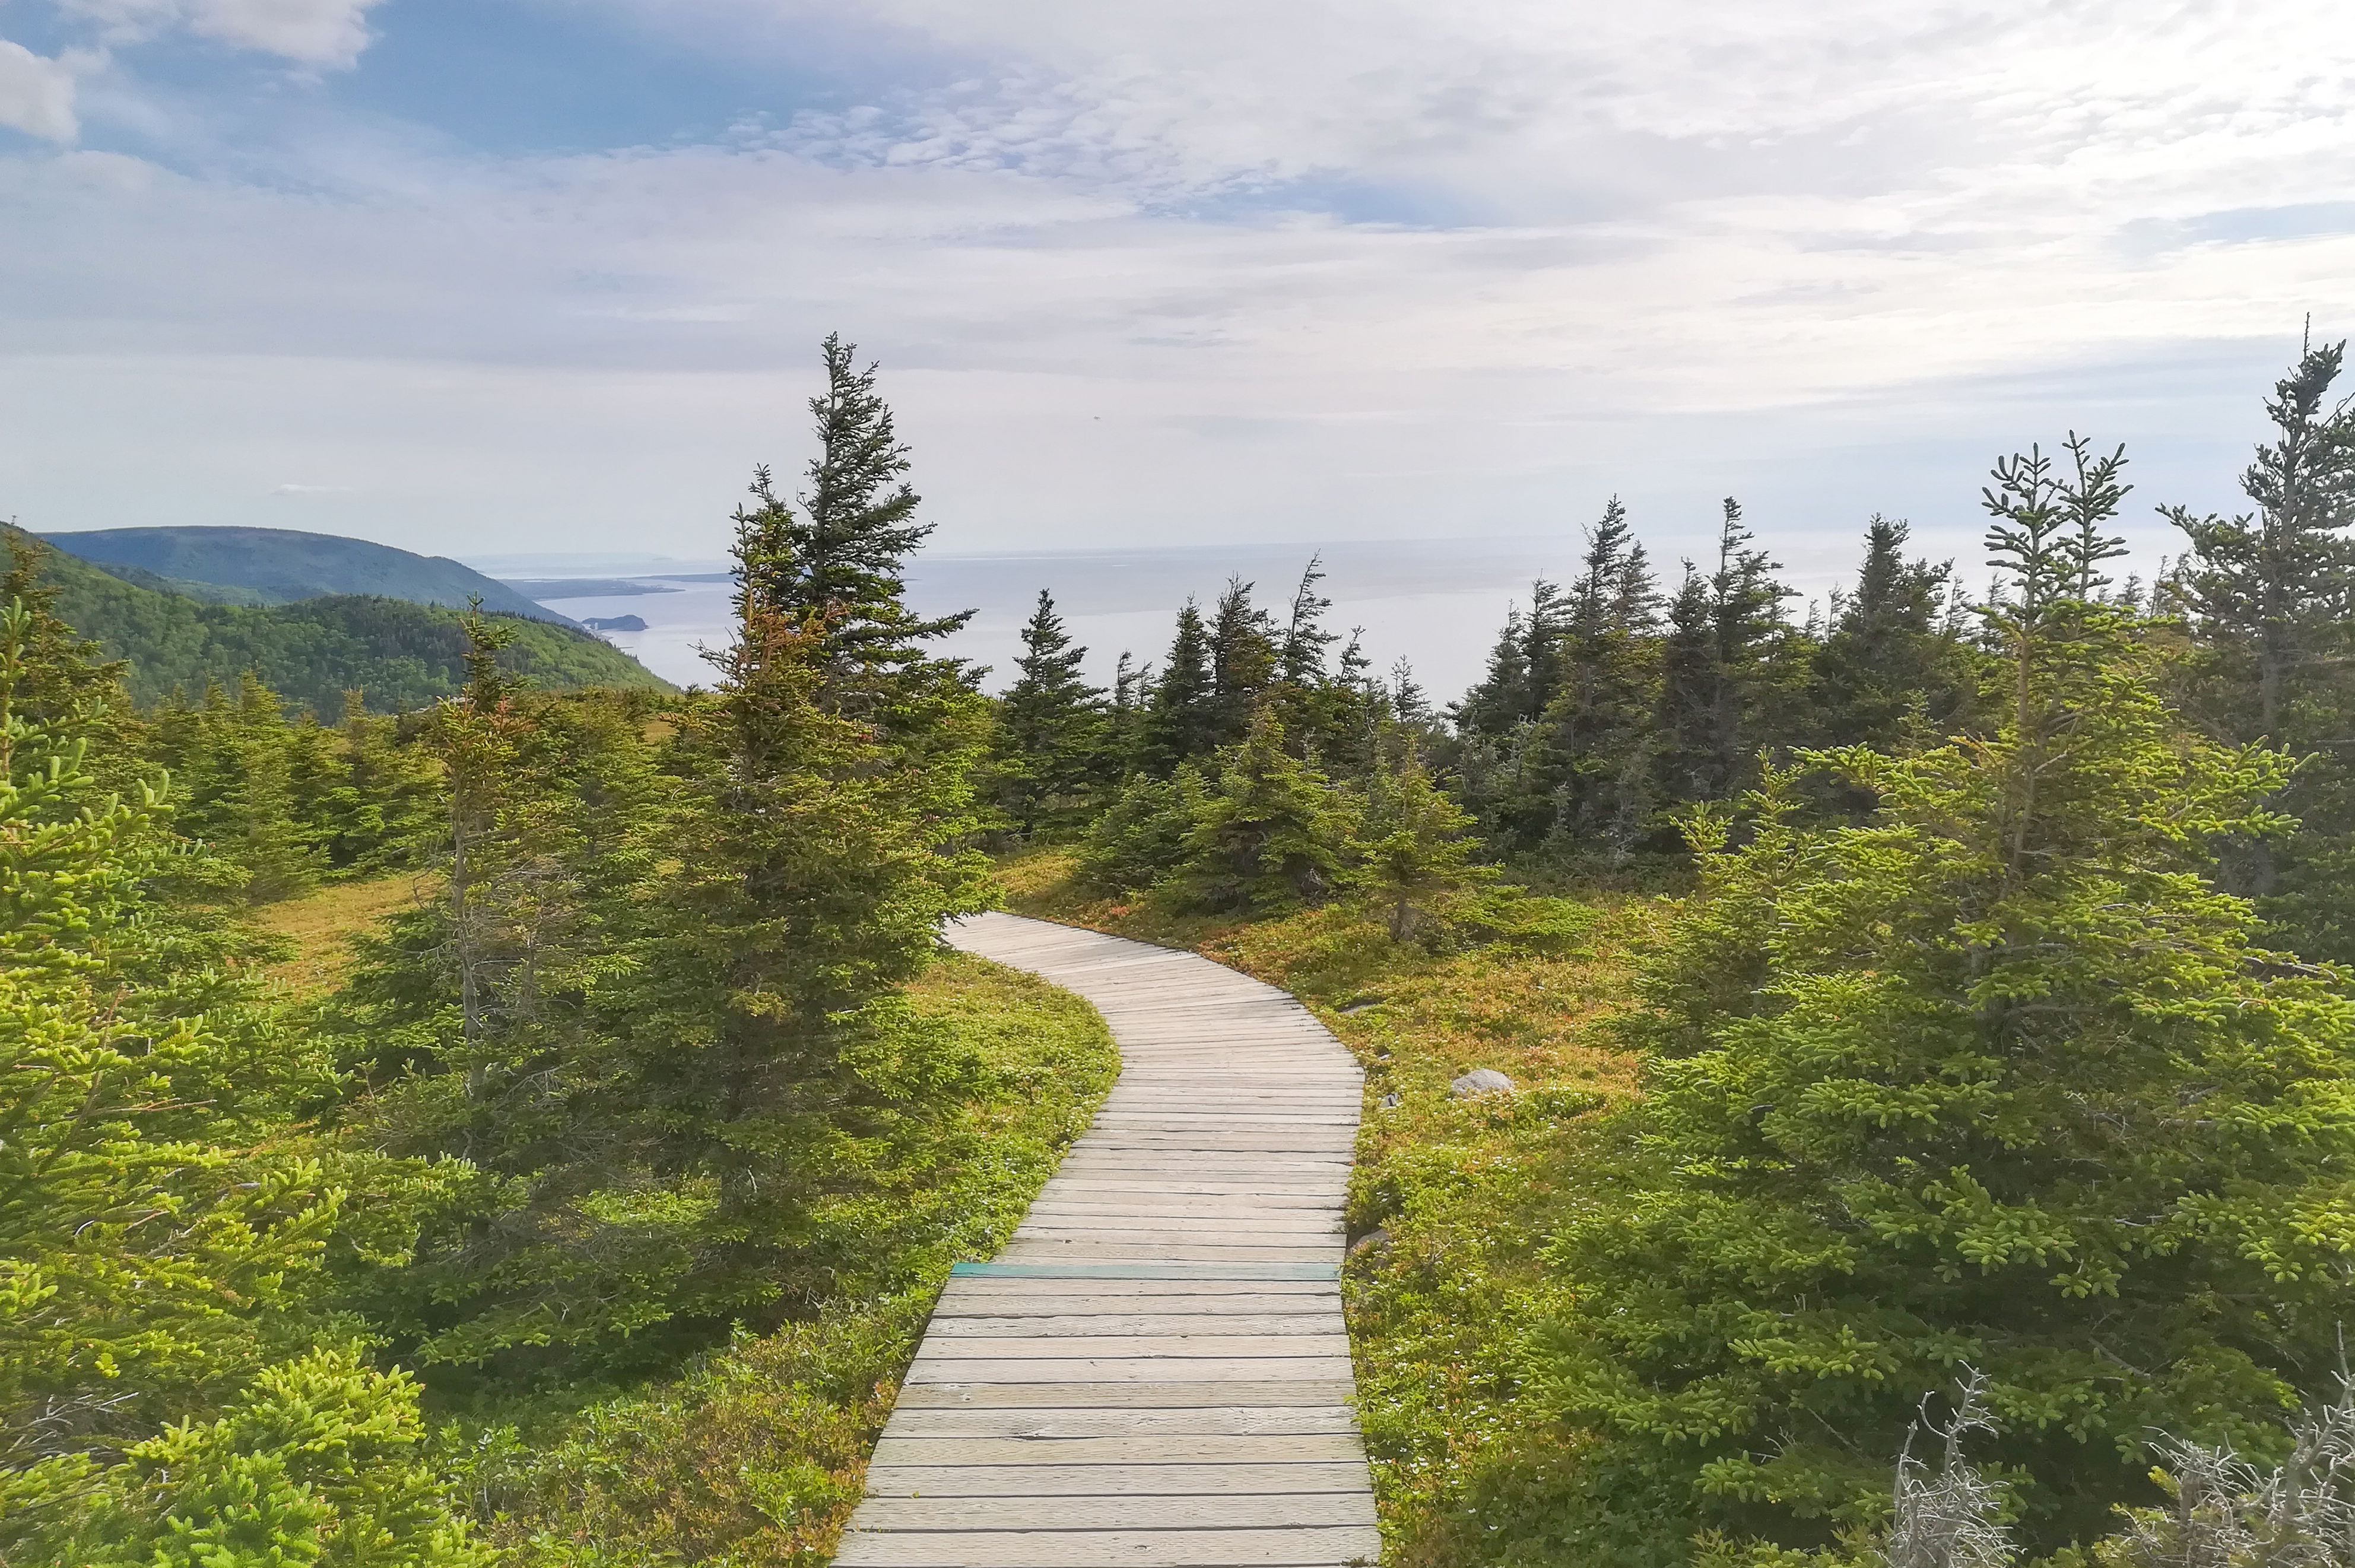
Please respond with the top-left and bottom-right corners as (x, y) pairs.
(834, 912), (1379, 1568)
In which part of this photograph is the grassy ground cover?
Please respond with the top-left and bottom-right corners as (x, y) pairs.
(995, 848), (1668, 1564)
(459, 950), (1122, 1566)
(245, 875), (1121, 1566)
(252, 870), (442, 995)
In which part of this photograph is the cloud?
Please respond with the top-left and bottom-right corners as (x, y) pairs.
(1, 0), (2351, 577)
(271, 482), (351, 495)
(186, 0), (384, 68)
(56, 0), (387, 67)
(0, 39), (78, 141)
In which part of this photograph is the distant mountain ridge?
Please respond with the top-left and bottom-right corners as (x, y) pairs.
(44, 525), (574, 626)
(2, 527), (668, 714)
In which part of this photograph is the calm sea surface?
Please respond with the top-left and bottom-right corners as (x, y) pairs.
(503, 539), (1574, 704)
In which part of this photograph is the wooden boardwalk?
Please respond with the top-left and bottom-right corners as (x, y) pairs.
(834, 912), (1379, 1567)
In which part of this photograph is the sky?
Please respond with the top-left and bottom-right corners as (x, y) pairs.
(5, 0), (2355, 599)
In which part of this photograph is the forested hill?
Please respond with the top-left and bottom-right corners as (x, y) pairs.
(2, 526), (667, 713)
(43, 523), (570, 624)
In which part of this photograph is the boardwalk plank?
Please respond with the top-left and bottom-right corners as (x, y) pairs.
(832, 1526), (1382, 1567)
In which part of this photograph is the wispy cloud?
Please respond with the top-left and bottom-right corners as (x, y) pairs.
(56, 0), (387, 68)
(0, 0), (2350, 574)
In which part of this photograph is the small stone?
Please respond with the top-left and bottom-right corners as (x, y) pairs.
(1450, 1068), (1515, 1099)
(1348, 1227), (1391, 1260)
(1379, 1091), (1402, 1110)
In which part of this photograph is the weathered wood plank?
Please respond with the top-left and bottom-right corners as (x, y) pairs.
(903, 1356), (1352, 1385)
(870, 1433), (1369, 1465)
(929, 1316), (1344, 1340)
(913, 1332), (1353, 1360)
(832, 1525), (1383, 1567)
(893, 1379), (1359, 1408)
(852, 1493), (1379, 1529)
(859, 1460), (1370, 1494)
(883, 1405), (1360, 1436)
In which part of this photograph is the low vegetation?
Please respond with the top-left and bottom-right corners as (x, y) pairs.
(12, 332), (2355, 1567)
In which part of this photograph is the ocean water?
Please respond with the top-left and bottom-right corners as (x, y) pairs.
(509, 539), (1575, 704)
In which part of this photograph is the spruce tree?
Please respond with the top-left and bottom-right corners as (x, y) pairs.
(1274, 556), (1332, 684)
(1314, 629), (1389, 779)
(1181, 709), (1352, 911)
(614, 492), (991, 1337)
(1455, 603), (1532, 741)
(1076, 764), (1211, 893)
(990, 589), (1107, 834)
(1269, 557), (1346, 756)
(1809, 515), (1977, 753)
(433, 607), (525, 1045)
(1653, 498), (1797, 809)
(1453, 579), (1576, 852)
(1207, 576), (1279, 748)
(220, 674), (321, 904)
(729, 334), (975, 716)
(1539, 497), (1664, 863)
(309, 691), (442, 875)
(1455, 579), (1573, 741)
(1141, 601), (1218, 773)
(1107, 650), (1152, 775)
(0, 583), (483, 1567)
(1355, 731), (1484, 942)
(2166, 338), (2355, 954)
(1537, 441), (2355, 1560)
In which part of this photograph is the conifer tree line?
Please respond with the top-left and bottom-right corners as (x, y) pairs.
(979, 556), (1507, 941)
(984, 338), (2355, 969)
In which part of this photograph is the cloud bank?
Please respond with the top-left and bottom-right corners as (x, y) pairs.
(1, 0), (2350, 587)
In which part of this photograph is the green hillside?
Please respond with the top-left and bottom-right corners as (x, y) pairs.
(43, 524), (572, 624)
(3, 527), (669, 713)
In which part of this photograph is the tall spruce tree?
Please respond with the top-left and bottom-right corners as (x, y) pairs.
(612, 494), (991, 1338)
(1141, 601), (1218, 773)
(729, 334), (975, 717)
(2166, 338), (2355, 955)
(990, 589), (1107, 834)
(1653, 498), (1797, 809)
(1537, 439), (2355, 1562)
(1538, 497), (1664, 863)
(1207, 576), (1279, 748)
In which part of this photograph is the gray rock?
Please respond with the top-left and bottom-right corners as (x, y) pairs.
(1379, 1091), (1402, 1111)
(1348, 1227), (1391, 1261)
(1450, 1068), (1515, 1099)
